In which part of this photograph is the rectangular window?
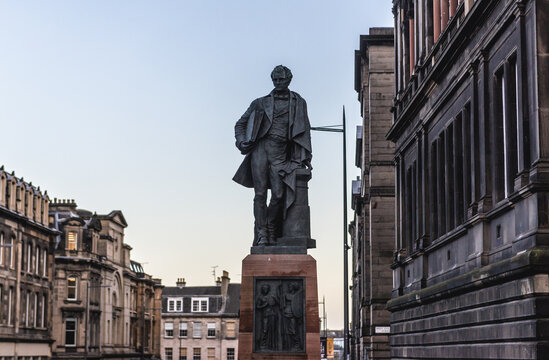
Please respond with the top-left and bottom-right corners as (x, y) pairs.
(207, 322), (215, 337)
(176, 299), (182, 312)
(226, 348), (235, 360)
(165, 322), (174, 337)
(41, 294), (46, 328)
(179, 322), (188, 337)
(65, 318), (76, 346)
(207, 348), (215, 360)
(226, 322), (236, 338)
(192, 298), (208, 312)
(193, 322), (202, 338)
(179, 348), (187, 360)
(42, 250), (47, 277)
(8, 287), (13, 325)
(168, 299), (175, 312)
(27, 243), (32, 273)
(193, 348), (201, 360)
(0, 233), (3, 266)
(67, 231), (77, 251)
(33, 293), (38, 328)
(25, 291), (30, 327)
(165, 348), (173, 360)
(67, 277), (77, 300)
(35, 247), (40, 275)
(8, 237), (14, 268)
(494, 68), (506, 201)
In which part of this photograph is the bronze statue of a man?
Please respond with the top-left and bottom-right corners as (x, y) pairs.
(233, 65), (312, 246)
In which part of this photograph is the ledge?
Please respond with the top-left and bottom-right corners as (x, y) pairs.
(387, 247), (549, 311)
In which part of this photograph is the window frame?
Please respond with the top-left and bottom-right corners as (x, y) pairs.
(67, 276), (78, 300)
(165, 322), (174, 338)
(179, 321), (188, 337)
(65, 317), (77, 346)
(191, 297), (208, 313)
(192, 322), (202, 338)
(66, 231), (77, 251)
(206, 322), (216, 337)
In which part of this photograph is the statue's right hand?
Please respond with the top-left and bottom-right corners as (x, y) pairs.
(238, 141), (254, 154)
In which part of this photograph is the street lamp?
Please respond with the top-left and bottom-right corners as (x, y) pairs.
(85, 283), (111, 360)
(310, 106), (350, 360)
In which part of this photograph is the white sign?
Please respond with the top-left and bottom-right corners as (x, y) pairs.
(375, 326), (391, 334)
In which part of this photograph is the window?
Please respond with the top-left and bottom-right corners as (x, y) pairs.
(191, 298), (208, 312)
(0, 233), (3, 266)
(67, 277), (77, 300)
(207, 348), (215, 360)
(7, 237), (14, 268)
(41, 295), (46, 328)
(65, 318), (76, 346)
(179, 348), (187, 360)
(33, 293), (38, 328)
(179, 322), (188, 337)
(165, 348), (173, 360)
(226, 348), (235, 360)
(193, 348), (201, 360)
(207, 322), (215, 337)
(35, 247), (40, 275)
(67, 231), (77, 251)
(226, 322), (236, 338)
(193, 322), (202, 338)
(25, 291), (30, 326)
(168, 298), (183, 312)
(42, 250), (47, 277)
(8, 287), (13, 325)
(165, 322), (174, 337)
(27, 243), (32, 273)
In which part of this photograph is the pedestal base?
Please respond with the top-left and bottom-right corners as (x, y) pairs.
(238, 254), (321, 360)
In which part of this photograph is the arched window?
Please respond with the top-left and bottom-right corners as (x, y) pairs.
(67, 276), (77, 300)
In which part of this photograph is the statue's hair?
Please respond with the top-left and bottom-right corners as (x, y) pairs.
(271, 65), (293, 80)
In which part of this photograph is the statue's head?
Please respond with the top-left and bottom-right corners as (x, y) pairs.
(271, 65), (292, 92)
(261, 284), (270, 295)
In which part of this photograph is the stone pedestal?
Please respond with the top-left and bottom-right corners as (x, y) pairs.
(238, 254), (321, 360)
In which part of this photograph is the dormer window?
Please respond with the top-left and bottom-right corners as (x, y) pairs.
(67, 231), (77, 251)
(167, 297), (183, 312)
(192, 297), (208, 312)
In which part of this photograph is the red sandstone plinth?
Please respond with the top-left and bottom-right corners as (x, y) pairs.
(238, 254), (320, 360)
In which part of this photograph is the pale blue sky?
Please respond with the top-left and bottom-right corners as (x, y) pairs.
(0, 0), (393, 328)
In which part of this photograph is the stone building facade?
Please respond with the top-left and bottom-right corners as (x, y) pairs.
(387, 0), (549, 358)
(0, 168), (56, 360)
(49, 199), (163, 359)
(350, 28), (395, 360)
(161, 272), (240, 360)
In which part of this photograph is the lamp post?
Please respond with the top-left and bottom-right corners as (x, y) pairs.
(85, 283), (111, 360)
(310, 106), (349, 360)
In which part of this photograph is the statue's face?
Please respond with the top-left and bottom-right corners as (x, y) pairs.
(272, 73), (291, 92)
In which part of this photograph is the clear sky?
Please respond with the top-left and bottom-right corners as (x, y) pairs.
(0, 0), (393, 329)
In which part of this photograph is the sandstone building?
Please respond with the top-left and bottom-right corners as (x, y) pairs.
(387, 0), (549, 358)
(0, 168), (56, 360)
(161, 272), (240, 360)
(350, 27), (395, 360)
(49, 199), (163, 359)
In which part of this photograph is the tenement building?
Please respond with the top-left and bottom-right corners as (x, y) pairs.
(0, 168), (56, 359)
(387, 0), (549, 358)
(161, 272), (240, 360)
(350, 28), (395, 360)
(49, 199), (163, 359)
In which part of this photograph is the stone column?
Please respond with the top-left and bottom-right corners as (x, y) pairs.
(409, 17), (415, 75)
(441, 0), (449, 32)
(433, 0), (441, 42)
(449, 0), (458, 18)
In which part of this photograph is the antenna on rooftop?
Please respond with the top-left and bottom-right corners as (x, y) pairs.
(211, 265), (218, 283)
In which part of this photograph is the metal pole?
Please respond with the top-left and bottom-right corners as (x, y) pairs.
(85, 283), (89, 360)
(342, 106), (349, 360)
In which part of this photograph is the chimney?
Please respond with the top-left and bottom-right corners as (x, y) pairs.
(216, 277), (222, 286)
(221, 270), (230, 298)
(176, 278), (186, 287)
